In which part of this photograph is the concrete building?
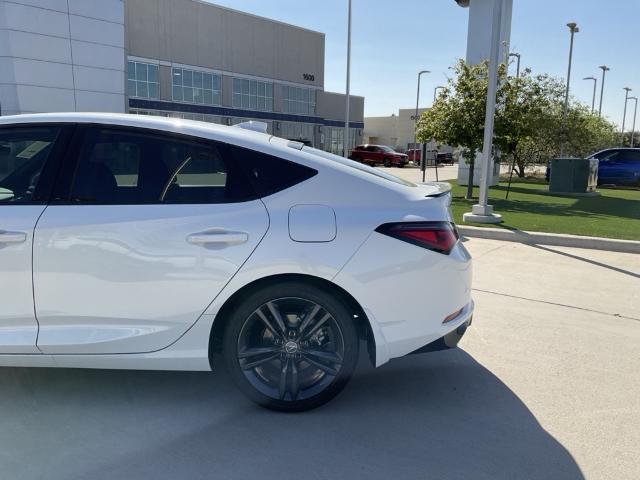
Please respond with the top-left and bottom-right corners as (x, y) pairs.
(363, 108), (428, 151)
(0, 0), (364, 153)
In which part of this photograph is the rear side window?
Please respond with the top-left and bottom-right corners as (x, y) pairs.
(230, 145), (317, 198)
(70, 127), (256, 204)
(0, 127), (61, 204)
(621, 151), (640, 162)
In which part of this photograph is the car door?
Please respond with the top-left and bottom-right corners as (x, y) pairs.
(616, 150), (640, 185)
(33, 125), (270, 354)
(0, 125), (68, 353)
(595, 150), (621, 184)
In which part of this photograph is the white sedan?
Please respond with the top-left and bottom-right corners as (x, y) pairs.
(0, 113), (473, 411)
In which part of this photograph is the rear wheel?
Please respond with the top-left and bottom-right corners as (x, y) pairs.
(223, 281), (359, 412)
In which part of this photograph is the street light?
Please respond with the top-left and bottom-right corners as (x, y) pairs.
(598, 65), (610, 117)
(561, 22), (579, 157)
(433, 85), (445, 103)
(583, 76), (597, 113)
(462, 0), (504, 224)
(621, 87), (632, 146)
(629, 96), (638, 147)
(413, 70), (430, 150)
(343, 0), (352, 158)
(508, 52), (521, 77)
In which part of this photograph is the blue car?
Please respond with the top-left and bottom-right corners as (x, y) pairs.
(546, 148), (640, 186)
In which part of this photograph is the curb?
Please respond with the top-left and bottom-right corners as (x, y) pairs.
(457, 226), (640, 254)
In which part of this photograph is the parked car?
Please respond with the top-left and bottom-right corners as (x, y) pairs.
(349, 144), (408, 167)
(0, 113), (472, 412)
(546, 148), (640, 186)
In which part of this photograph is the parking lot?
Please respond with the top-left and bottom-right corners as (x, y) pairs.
(1, 238), (638, 480)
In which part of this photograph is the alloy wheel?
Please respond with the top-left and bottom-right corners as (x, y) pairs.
(236, 297), (345, 402)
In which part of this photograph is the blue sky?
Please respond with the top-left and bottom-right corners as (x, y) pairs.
(208, 0), (639, 127)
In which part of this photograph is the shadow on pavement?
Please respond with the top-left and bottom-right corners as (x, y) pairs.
(0, 349), (584, 480)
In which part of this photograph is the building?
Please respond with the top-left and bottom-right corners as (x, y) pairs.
(364, 108), (428, 151)
(0, 0), (364, 154)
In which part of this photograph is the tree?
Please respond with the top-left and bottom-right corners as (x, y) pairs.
(416, 60), (494, 199)
(495, 70), (564, 178)
(417, 59), (618, 190)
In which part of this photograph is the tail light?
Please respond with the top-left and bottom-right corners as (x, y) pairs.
(375, 221), (459, 254)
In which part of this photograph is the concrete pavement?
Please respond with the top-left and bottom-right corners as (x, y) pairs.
(0, 238), (638, 480)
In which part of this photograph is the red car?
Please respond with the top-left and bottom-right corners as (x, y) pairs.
(349, 144), (408, 167)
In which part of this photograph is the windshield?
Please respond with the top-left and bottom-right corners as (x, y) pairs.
(301, 146), (416, 187)
(379, 146), (395, 153)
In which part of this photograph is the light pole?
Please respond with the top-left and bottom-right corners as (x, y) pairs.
(343, 0), (352, 158)
(598, 65), (610, 117)
(629, 96), (638, 147)
(463, 0), (503, 224)
(413, 70), (430, 150)
(508, 52), (520, 77)
(433, 85), (445, 103)
(561, 22), (579, 157)
(621, 87), (632, 146)
(583, 76), (597, 113)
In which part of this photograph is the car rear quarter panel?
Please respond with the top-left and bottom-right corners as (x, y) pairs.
(333, 234), (473, 365)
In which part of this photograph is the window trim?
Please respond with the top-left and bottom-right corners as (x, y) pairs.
(0, 123), (75, 206)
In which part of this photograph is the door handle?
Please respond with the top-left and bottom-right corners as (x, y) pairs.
(187, 230), (249, 246)
(0, 230), (27, 244)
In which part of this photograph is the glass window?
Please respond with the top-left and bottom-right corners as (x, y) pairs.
(282, 86), (316, 115)
(127, 61), (160, 99)
(323, 126), (357, 155)
(172, 67), (221, 106)
(0, 127), (61, 204)
(70, 128), (256, 205)
(232, 78), (273, 112)
(229, 145), (317, 198)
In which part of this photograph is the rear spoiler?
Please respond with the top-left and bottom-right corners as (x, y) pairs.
(421, 181), (452, 198)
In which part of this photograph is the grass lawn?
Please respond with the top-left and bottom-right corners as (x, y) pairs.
(449, 181), (640, 241)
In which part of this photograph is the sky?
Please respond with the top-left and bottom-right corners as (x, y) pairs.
(207, 0), (639, 128)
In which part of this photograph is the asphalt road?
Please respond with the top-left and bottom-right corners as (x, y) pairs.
(1, 238), (638, 480)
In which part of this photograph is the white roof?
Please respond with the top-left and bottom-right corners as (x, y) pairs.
(0, 112), (274, 150)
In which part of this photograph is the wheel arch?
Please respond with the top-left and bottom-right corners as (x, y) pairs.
(208, 273), (376, 366)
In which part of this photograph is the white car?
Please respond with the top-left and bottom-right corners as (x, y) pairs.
(0, 113), (473, 411)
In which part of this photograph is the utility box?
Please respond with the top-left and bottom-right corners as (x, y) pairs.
(549, 158), (599, 193)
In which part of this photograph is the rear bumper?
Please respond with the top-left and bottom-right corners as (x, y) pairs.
(333, 234), (473, 366)
(409, 315), (472, 355)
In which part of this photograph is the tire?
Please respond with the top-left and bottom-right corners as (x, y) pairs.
(384, 158), (391, 168)
(398, 162), (405, 168)
(223, 281), (359, 412)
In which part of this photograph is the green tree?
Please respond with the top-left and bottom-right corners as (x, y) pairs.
(417, 59), (618, 191)
(495, 70), (564, 177)
(417, 60), (494, 199)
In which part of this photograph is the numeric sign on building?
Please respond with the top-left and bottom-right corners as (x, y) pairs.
(303, 73), (315, 81)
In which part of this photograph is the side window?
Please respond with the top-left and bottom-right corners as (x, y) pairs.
(70, 128), (256, 204)
(230, 145), (317, 198)
(0, 127), (61, 204)
(622, 151), (640, 162)
(597, 151), (619, 163)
